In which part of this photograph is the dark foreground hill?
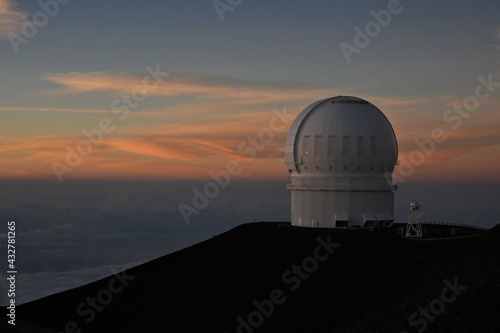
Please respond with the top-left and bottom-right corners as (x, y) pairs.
(2, 222), (499, 333)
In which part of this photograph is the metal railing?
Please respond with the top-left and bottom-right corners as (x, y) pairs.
(422, 221), (489, 231)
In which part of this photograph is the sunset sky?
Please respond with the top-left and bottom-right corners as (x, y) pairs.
(1, 0), (498, 181)
(0, 0), (499, 304)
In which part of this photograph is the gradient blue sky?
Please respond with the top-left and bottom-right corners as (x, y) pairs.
(1, 0), (499, 180)
(0, 0), (499, 304)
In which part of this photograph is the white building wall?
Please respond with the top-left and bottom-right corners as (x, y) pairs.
(291, 189), (394, 228)
(285, 96), (398, 229)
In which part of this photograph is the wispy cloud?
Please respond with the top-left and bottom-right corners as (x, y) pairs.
(0, 106), (112, 114)
(393, 97), (500, 181)
(43, 71), (331, 104)
(0, 129), (288, 180)
(3, 70), (498, 182)
(398, 119), (500, 165)
(0, 0), (25, 39)
(104, 137), (200, 161)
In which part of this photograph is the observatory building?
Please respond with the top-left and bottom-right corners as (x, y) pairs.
(285, 96), (398, 228)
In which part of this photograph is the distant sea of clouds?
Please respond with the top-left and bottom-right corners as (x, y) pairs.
(0, 179), (497, 304)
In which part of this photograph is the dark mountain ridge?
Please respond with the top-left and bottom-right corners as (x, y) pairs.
(2, 222), (498, 332)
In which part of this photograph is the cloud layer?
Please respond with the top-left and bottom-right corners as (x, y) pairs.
(1, 70), (499, 182)
(0, 0), (25, 39)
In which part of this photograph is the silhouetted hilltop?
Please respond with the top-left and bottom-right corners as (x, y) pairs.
(2, 222), (497, 332)
(334, 224), (500, 333)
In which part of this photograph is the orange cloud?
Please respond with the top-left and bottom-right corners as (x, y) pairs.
(104, 138), (198, 161)
(394, 100), (500, 182)
(4, 71), (499, 183)
(0, 106), (111, 114)
(43, 71), (332, 106)
(397, 144), (500, 182)
(3, 92), (497, 182)
(0, 124), (291, 181)
(0, 0), (25, 39)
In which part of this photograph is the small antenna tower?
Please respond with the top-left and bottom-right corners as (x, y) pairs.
(405, 201), (423, 237)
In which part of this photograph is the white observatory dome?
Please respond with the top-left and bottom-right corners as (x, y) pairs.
(285, 96), (398, 228)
